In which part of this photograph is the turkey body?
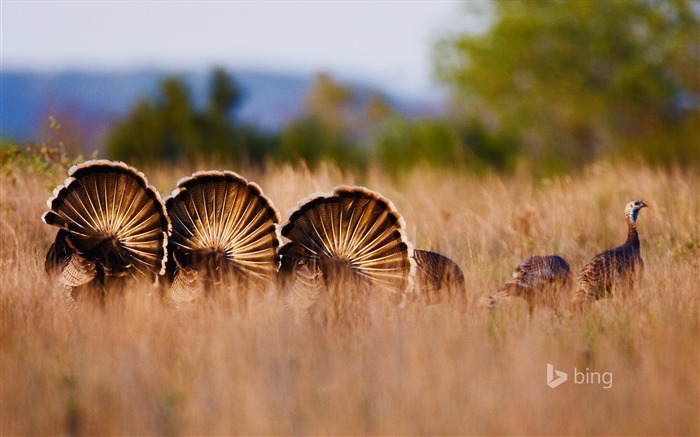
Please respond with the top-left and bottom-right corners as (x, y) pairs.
(570, 200), (647, 311)
(413, 249), (467, 307)
(490, 255), (572, 315)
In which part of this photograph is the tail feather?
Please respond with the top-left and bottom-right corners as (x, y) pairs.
(279, 187), (414, 325)
(42, 160), (170, 283)
(281, 186), (415, 296)
(165, 171), (280, 291)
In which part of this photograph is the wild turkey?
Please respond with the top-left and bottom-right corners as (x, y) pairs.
(278, 186), (415, 324)
(570, 200), (648, 311)
(488, 255), (572, 316)
(43, 160), (171, 301)
(163, 171), (280, 307)
(413, 249), (467, 307)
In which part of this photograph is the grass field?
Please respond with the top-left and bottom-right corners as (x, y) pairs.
(1, 160), (698, 435)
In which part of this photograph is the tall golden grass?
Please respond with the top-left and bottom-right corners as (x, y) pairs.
(1, 160), (698, 435)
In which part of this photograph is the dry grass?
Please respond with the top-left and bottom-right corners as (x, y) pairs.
(1, 160), (698, 435)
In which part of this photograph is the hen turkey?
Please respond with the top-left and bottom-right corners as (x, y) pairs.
(570, 200), (647, 311)
(489, 255), (572, 316)
(413, 249), (467, 307)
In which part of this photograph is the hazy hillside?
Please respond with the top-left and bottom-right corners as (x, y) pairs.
(0, 70), (443, 148)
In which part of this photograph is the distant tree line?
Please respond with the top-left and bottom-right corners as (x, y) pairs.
(107, 0), (699, 174)
(107, 68), (276, 166)
(106, 69), (466, 173)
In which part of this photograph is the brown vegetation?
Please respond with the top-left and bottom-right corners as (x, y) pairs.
(1, 160), (698, 435)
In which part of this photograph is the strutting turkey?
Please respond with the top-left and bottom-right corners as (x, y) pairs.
(488, 255), (572, 316)
(278, 186), (415, 325)
(570, 200), (648, 311)
(43, 160), (171, 302)
(163, 170), (280, 308)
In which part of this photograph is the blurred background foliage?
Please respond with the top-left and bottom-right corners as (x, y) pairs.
(82, 0), (700, 174)
(106, 68), (277, 166)
(434, 0), (699, 174)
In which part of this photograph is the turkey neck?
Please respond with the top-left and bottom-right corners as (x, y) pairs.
(624, 218), (640, 250)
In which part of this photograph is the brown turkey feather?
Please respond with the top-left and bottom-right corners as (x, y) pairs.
(279, 186), (415, 315)
(42, 160), (171, 289)
(413, 249), (466, 306)
(165, 266), (201, 309)
(278, 242), (324, 312)
(165, 170), (280, 293)
(490, 255), (572, 315)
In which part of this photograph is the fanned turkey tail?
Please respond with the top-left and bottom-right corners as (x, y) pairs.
(279, 186), (415, 324)
(42, 160), (171, 302)
(164, 170), (280, 307)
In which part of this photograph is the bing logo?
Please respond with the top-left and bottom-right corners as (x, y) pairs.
(546, 363), (613, 389)
(546, 363), (568, 388)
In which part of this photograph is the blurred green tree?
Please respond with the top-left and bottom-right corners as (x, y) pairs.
(364, 92), (395, 126)
(106, 68), (275, 166)
(373, 117), (466, 174)
(306, 72), (354, 132)
(279, 117), (359, 169)
(279, 72), (367, 169)
(196, 68), (241, 161)
(435, 0), (700, 171)
(207, 68), (242, 118)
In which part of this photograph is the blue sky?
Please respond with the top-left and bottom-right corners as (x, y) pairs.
(1, 0), (481, 98)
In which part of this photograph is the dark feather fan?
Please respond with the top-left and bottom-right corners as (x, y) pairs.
(42, 160), (171, 297)
(279, 186), (415, 320)
(163, 171), (280, 306)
